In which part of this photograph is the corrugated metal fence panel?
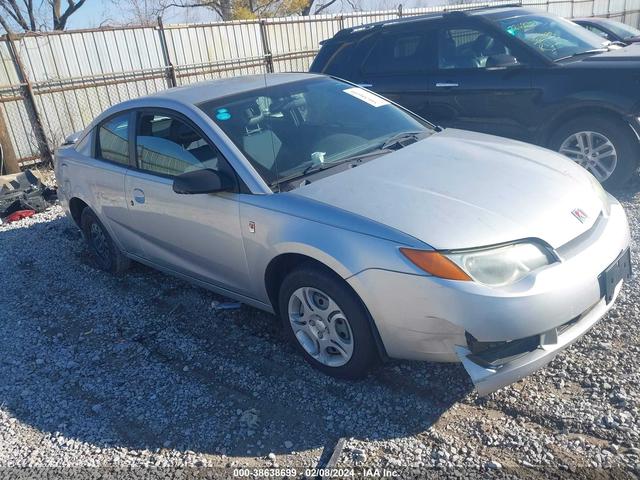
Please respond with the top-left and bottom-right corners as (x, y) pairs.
(266, 15), (342, 72)
(0, 99), (37, 160)
(164, 21), (266, 85)
(11, 27), (171, 146)
(0, 40), (19, 86)
(0, 39), (39, 161)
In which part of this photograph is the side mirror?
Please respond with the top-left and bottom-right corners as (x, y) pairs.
(63, 131), (82, 146)
(486, 54), (521, 69)
(172, 168), (235, 194)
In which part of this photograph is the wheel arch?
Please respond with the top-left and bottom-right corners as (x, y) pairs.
(539, 105), (630, 147)
(68, 197), (89, 227)
(264, 252), (389, 361)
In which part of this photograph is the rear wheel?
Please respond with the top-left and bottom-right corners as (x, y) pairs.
(549, 114), (638, 189)
(278, 265), (379, 379)
(80, 208), (130, 274)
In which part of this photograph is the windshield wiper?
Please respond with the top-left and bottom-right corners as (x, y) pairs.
(272, 158), (355, 187)
(271, 131), (428, 188)
(380, 131), (425, 150)
(554, 48), (608, 62)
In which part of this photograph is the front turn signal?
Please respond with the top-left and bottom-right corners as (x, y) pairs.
(400, 248), (472, 281)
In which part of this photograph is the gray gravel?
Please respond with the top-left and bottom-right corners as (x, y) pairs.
(0, 180), (639, 476)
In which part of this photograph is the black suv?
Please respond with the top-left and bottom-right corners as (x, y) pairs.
(310, 6), (640, 188)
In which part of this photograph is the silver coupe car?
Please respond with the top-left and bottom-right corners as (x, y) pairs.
(55, 73), (632, 395)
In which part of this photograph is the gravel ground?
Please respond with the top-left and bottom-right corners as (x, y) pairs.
(0, 179), (639, 477)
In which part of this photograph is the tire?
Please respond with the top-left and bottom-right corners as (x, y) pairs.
(548, 114), (639, 190)
(278, 265), (379, 379)
(80, 207), (130, 274)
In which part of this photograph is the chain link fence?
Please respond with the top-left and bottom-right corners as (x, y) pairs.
(1, 0), (639, 173)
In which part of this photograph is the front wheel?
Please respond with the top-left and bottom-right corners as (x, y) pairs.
(549, 114), (639, 189)
(278, 265), (379, 379)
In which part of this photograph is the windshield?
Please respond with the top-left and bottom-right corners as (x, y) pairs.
(198, 77), (433, 187)
(497, 14), (609, 61)
(599, 19), (640, 40)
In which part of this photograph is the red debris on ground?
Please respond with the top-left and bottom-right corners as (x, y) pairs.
(4, 209), (36, 223)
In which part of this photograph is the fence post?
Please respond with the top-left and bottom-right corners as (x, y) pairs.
(6, 33), (52, 166)
(0, 108), (19, 174)
(259, 20), (274, 73)
(157, 17), (178, 88)
(398, 4), (403, 18)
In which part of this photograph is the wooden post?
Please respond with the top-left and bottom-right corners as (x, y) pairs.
(0, 108), (19, 174)
(157, 17), (178, 88)
(6, 32), (52, 166)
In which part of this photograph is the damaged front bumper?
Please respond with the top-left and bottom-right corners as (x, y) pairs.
(348, 200), (631, 395)
(455, 280), (622, 396)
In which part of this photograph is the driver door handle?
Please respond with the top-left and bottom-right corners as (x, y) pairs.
(435, 82), (459, 88)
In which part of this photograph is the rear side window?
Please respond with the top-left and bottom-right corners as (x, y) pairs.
(362, 30), (435, 74)
(135, 112), (228, 178)
(96, 113), (129, 165)
(311, 39), (359, 76)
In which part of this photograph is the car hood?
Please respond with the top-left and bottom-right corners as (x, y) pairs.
(577, 42), (640, 62)
(292, 129), (604, 250)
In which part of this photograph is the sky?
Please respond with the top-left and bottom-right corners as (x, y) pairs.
(66, 1), (218, 29)
(64, 0), (443, 30)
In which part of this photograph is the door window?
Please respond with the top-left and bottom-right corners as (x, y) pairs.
(135, 113), (227, 178)
(96, 113), (130, 165)
(438, 28), (511, 69)
(582, 24), (612, 40)
(363, 30), (435, 73)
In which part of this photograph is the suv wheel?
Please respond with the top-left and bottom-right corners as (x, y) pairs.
(278, 265), (379, 379)
(549, 114), (638, 189)
(80, 207), (130, 274)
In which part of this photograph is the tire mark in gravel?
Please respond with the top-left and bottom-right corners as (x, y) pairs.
(483, 400), (618, 444)
(158, 308), (461, 438)
(129, 331), (322, 437)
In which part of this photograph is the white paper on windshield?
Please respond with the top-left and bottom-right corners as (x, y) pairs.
(343, 87), (389, 107)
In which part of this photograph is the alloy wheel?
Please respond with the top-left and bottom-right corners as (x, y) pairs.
(558, 130), (617, 182)
(287, 286), (354, 367)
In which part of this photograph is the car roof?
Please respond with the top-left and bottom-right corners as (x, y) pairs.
(331, 5), (543, 39)
(573, 17), (615, 24)
(146, 72), (321, 105)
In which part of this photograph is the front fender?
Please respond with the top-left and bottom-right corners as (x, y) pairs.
(239, 194), (425, 305)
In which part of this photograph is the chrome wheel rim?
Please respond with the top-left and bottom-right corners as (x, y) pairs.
(287, 287), (354, 367)
(89, 222), (110, 262)
(559, 131), (617, 182)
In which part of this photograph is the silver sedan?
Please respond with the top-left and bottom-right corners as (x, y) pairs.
(55, 73), (632, 395)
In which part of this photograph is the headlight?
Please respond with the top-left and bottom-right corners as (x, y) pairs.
(401, 242), (555, 287)
(446, 242), (554, 287)
(587, 172), (610, 215)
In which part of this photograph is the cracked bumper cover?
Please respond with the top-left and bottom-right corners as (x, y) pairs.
(456, 281), (622, 396)
(347, 201), (630, 395)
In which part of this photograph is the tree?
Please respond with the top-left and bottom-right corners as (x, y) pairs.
(0, 0), (89, 32)
(157, 0), (359, 21)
